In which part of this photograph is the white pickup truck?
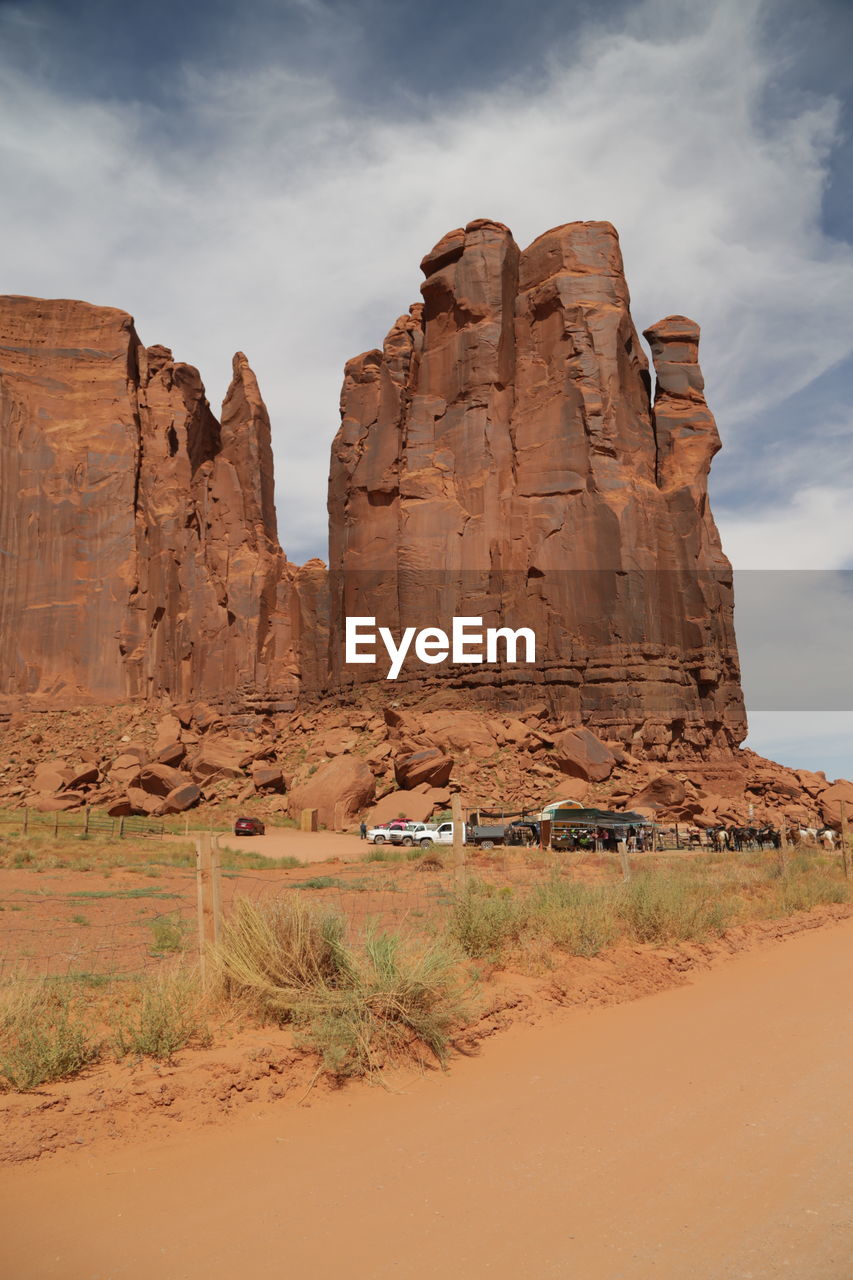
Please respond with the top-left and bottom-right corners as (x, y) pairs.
(367, 821), (438, 848)
(367, 822), (502, 849)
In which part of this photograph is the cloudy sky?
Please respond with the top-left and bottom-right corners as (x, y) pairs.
(2, 0), (852, 776)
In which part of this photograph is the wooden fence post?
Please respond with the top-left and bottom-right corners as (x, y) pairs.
(83, 807), (90, 837)
(841, 800), (850, 880)
(195, 832), (216, 981)
(210, 835), (224, 948)
(22, 808), (28, 835)
(119, 816), (125, 839)
(53, 811), (59, 838)
(451, 794), (466, 888)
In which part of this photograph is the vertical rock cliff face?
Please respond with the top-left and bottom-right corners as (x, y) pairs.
(328, 219), (746, 758)
(0, 296), (316, 706)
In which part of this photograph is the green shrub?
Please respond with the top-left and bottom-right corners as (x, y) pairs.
(0, 982), (101, 1090)
(149, 912), (189, 954)
(112, 968), (210, 1062)
(448, 881), (525, 959)
(618, 872), (734, 943)
(526, 879), (619, 957)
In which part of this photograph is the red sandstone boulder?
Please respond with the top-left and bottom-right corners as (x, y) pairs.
(289, 756), (376, 828)
(550, 729), (615, 783)
(156, 741), (186, 767)
(162, 783), (201, 814)
(251, 764), (286, 793)
(543, 778), (589, 807)
(366, 786), (450, 827)
(312, 728), (358, 758)
(106, 799), (134, 818)
(819, 779), (853, 826)
(191, 740), (255, 781)
(154, 714), (182, 751)
(488, 717), (536, 749)
(33, 761), (74, 793)
(420, 712), (497, 759)
(628, 776), (687, 810)
(135, 763), (192, 797)
(65, 763), (100, 789)
(394, 749), (453, 789)
(126, 787), (165, 817)
(30, 791), (85, 812)
(108, 753), (147, 787)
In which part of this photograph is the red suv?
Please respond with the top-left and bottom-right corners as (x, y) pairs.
(234, 817), (265, 836)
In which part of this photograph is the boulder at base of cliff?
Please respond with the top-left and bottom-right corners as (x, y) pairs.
(106, 799), (134, 817)
(162, 782), (201, 814)
(365, 787), (449, 828)
(108, 753), (148, 787)
(251, 764), (287, 793)
(395, 749), (453, 789)
(191, 740), (255, 781)
(549, 729), (616, 782)
(33, 760), (74, 793)
(156, 741), (186, 767)
(420, 711), (497, 758)
(819, 778), (853, 826)
(135, 764), (193, 797)
(126, 787), (166, 817)
(628, 775), (686, 810)
(30, 791), (86, 812)
(542, 777), (589, 808)
(289, 756), (375, 828)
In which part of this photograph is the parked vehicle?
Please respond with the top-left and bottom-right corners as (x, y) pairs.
(367, 821), (437, 848)
(234, 816), (265, 836)
(428, 820), (539, 850)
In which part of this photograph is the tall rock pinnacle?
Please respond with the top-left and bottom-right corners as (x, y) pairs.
(0, 296), (310, 706)
(329, 219), (746, 758)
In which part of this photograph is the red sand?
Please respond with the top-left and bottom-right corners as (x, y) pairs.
(2, 914), (852, 1279)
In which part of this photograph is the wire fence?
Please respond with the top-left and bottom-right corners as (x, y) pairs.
(0, 836), (625, 982)
(0, 874), (198, 981)
(0, 807), (165, 839)
(3, 820), (822, 984)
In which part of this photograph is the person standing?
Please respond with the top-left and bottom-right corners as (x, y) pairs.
(359, 820), (367, 840)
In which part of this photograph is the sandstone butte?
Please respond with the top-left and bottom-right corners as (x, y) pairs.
(329, 218), (745, 760)
(0, 295), (325, 709)
(0, 221), (845, 826)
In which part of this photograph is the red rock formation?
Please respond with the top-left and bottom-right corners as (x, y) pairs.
(328, 219), (747, 759)
(0, 297), (320, 708)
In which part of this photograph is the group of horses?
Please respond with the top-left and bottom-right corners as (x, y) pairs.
(682, 824), (837, 852)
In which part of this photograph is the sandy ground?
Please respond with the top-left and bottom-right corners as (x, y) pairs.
(1, 917), (851, 1280)
(214, 826), (365, 862)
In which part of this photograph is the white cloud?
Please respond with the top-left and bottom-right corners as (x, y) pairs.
(745, 712), (853, 781)
(718, 486), (853, 569)
(1, 0), (851, 570)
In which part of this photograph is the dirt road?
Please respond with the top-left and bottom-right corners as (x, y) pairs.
(216, 826), (364, 863)
(2, 918), (852, 1280)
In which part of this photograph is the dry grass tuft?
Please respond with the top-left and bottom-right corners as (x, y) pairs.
(214, 896), (468, 1078)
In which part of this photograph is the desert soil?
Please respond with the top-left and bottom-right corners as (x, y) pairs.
(2, 915), (851, 1280)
